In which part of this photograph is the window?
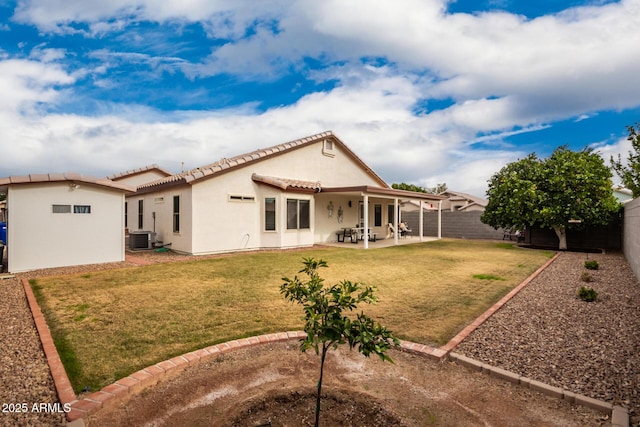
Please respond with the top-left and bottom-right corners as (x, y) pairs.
(52, 204), (71, 214)
(73, 205), (91, 214)
(374, 204), (382, 227)
(387, 205), (395, 225)
(229, 195), (255, 202)
(265, 197), (276, 231)
(125, 202), (128, 228)
(322, 139), (335, 157)
(173, 195), (180, 233)
(287, 199), (310, 230)
(138, 200), (144, 229)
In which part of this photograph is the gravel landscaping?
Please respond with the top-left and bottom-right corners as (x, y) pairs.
(457, 251), (640, 427)
(1, 248), (638, 426)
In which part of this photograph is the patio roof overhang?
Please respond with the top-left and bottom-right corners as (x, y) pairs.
(320, 185), (447, 202)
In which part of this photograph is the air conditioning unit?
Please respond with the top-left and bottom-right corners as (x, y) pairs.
(129, 231), (155, 250)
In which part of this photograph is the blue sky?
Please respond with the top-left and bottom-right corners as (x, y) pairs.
(1, 0), (639, 196)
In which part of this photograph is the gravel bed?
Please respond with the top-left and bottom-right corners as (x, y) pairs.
(456, 251), (640, 426)
(0, 276), (65, 427)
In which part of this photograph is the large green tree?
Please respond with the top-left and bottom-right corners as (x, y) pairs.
(611, 122), (640, 198)
(481, 146), (619, 250)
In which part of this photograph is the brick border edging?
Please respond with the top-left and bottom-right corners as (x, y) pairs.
(21, 279), (76, 405)
(23, 253), (627, 427)
(439, 251), (562, 354)
(447, 352), (629, 427)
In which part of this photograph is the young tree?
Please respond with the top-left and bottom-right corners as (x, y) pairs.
(482, 146), (619, 250)
(280, 258), (399, 427)
(611, 122), (640, 198)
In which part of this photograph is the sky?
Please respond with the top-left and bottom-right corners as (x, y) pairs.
(1, 0), (640, 197)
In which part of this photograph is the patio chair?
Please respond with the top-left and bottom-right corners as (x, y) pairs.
(399, 222), (412, 238)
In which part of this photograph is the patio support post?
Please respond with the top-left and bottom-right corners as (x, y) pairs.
(419, 200), (424, 242)
(437, 200), (442, 239)
(363, 194), (369, 249)
(394, 198), (399, 245)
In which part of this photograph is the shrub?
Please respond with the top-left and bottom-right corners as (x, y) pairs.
(578, 286), (598, 302)
(584, 260), (599, 270)
(580, 271), (594, 283)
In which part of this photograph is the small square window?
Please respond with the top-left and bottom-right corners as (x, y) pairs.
(74, 205), (91, 214)
(52, 204), (71, 213)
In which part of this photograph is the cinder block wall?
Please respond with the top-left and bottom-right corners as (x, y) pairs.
(624, 198), (640, 280)
(403, 211), (505, 240)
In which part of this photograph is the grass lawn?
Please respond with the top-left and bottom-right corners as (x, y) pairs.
(31, 239), (553, 393)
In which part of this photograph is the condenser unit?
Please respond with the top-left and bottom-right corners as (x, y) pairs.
(129, 231), (155, 250)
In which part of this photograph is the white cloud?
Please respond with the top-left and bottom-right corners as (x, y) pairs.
(3, 0), (640, 197)
(0, 59), (75, 114)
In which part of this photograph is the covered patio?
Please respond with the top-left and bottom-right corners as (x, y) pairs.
(316, 185), (446, 249)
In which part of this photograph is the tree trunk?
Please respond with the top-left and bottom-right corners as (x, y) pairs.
(315, 344), (328, 427)
(553, 225), (567, 250)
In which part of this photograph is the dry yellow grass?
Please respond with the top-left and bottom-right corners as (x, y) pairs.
(31, 239), (553, 392)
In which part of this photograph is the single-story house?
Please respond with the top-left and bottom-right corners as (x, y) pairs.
(0, 173), (134, 273)
(126, 131), (445, 255)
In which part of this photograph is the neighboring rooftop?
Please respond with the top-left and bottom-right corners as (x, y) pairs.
(107, 164), (173, 181)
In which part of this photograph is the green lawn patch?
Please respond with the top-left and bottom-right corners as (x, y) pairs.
(31, 239), (553, 392)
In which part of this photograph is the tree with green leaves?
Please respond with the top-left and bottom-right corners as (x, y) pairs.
(392, 182), (447, 194)
(611, 122), (640, 198)
(481, 146), (619, 250)
(280, 258), (399, 427)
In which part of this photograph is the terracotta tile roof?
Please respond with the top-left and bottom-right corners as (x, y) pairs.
(251, 173), (322, 193)
(0, 173), (135, 193)
(106, 164), (172, 180)
(440, 190), (487, 206)
(136, 131), (389, 192)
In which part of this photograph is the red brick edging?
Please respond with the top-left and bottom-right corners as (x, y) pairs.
(22, 254), (561, 423)
(438, 252), (561, 354)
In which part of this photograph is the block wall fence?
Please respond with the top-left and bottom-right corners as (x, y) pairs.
(624, 198), (640, 281)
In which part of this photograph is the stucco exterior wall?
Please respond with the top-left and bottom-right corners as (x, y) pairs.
(624, 198), (640, 280)
(127, 186), (193, 253)
(7, 182), (125, 272)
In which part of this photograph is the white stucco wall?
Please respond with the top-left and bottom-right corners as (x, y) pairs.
(7, 182), (126, 273)
(624, 197), (640, 280)
(128, 186), (193, 253)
